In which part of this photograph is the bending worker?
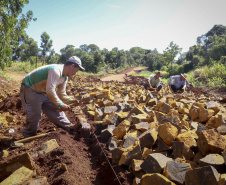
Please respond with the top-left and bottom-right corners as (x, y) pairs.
(169, 73), (187, 93)
(20, 56), (84, 138)
(144, 71), (163, 91)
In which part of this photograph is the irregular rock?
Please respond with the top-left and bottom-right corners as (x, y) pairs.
(197, 129), (226, 155)
(142, 147), (152, 159)
(80, 122), (91, 138)
(176, 130), (197, 148)
(138, 128), (158, 149)
(172, 141), (195, 161)
(118, 145), (143, 166)
(0, 152), (34, 181)
(164, 160), (192, 185)
(26, 176), (49, 185)
(103, 106), (118, 115)
(140, 173), (176, 185)
(185, 166), (220, 185)
(123, 136), (137, 148)
(130, 159), (143, 171)
(199, 154), (225, 172)
(113, 120), (130, 139)
(108, 137), (121, 151)
(206, 113), (223, 128)
(101, 125), (114, 142)
(111, 147), (126, 165)
(158, 122), (178, 145)
(0, 150), (8, 159)
(141, 153), (173, 173)
(134, 122), (150, 132)
(0, 166), (34, 185)
(38, 139), (59, 155)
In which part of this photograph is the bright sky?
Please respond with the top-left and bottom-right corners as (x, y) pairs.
(22, 0), (226, 54)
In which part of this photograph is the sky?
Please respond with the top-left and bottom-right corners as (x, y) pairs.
(22, 0), (226, 54)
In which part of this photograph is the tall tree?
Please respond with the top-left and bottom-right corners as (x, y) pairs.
(40, 32), (53, 64)
(0, 0), (34, 68)
(163, 41), (182, 75)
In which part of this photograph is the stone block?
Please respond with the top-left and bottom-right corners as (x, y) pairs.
(80, 122), (91, 138)
(141, 153), (173, 173)
(118, 145), (143, 166)
(138, 129), (158, 149)
(197, 129), (226, 155)
(0, 152), (34, 182)
(164, 160), (192, 185)
(123, 136), (137, 148)
(38, 139), (59, 155)
(159, 103), (171, 114)
(26, 176), (49, 185)
(103, 99), (112, 106)
(117, 111), (130, 122)
(115, 102), (126, 112)
(147, 98), (157, 106)
(134, 122), (150, 132)
(81, 94), (91, 104)
(157, 137), (172, 152)
(103, 106), (118, 115)
(0, 166), (34, 185)
(172, 141), (195, 161)
(132, 114), (151, 125)
(129, 159), (143, 171)
(176, 131), (197, 148)
(101, 126), (114, 142)
(199, 154), (225, 172)
(0, 150), (8, 159)
(156, 112), (169, 124)
(108, 137), (122, 151)
(140, 173), (176, 185)
(185, 166), (220, 185)
(142, 147), (152, 159)
(94, 121), (103, 134)
(158, 122), (178, 145)
(206, 113), (223, 128)
(111, 147), (126, 165)
(207, 101), (220, 113)
(130, 106), (146, 115)
(113, 120), (130, 139)
(217, 122), (226, 135)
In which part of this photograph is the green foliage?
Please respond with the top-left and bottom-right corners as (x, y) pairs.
(0, 0), (34, 65)
(40, 32), (53, 63)
(1, 62), (6, 70)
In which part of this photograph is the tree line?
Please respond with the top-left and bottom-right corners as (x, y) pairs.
(1, 1), (226, 76)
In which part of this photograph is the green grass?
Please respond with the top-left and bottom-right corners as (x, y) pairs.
(0, 70), (13, 81)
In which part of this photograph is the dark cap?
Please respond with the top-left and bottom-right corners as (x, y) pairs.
(67, 56), (85, 71)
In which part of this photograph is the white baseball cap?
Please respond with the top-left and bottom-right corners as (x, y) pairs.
(67, 56), (85, 71)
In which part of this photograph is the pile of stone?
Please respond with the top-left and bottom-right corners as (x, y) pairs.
(72, 80), (226, 185)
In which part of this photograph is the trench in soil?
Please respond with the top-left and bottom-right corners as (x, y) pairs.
(0, 94), (133, 185)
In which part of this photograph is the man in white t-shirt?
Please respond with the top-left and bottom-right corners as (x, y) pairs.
(169, 73), (187, 93)
(20, 56), (84, 138)
(144, 71), (163, 91)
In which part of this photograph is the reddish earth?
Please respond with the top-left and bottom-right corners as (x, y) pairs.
(0, 68), (225, 185)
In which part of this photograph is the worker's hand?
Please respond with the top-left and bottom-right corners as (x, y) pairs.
(60, 104), (70, 111)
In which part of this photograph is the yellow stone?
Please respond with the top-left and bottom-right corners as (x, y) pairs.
(0, 166), (34, 185)
(113, 120), (131, 139)
(141, 173), (176, 185)
(142, 147), (152, 159)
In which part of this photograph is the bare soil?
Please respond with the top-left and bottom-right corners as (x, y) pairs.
(0, 67), (225, 185)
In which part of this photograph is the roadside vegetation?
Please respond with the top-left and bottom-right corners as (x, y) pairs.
(1, 1), (226, 89)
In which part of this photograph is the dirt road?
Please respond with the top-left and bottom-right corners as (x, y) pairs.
(100, 67), (147, 82)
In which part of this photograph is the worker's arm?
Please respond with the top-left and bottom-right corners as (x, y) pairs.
(46, 69), (70, 111)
